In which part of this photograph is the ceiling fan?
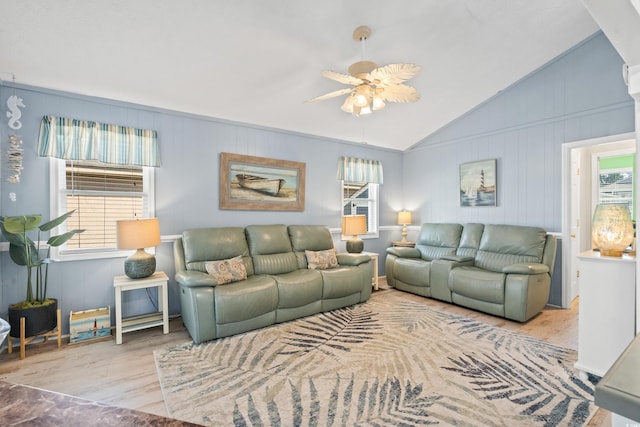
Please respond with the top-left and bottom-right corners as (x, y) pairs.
(306, 25), (421, 116)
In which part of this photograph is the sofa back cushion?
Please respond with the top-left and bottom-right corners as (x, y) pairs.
(456, 223), (484, 258)
(288, 225), (334, 251)
(288, 225), (336, 268)
(182, 227), (254, 275)
(415, 223), (463, 261)
(474, 224), (547, 272)
(246, 224), (298, 275)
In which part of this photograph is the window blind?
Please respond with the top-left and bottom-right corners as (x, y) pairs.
(64, 161), (146, 249)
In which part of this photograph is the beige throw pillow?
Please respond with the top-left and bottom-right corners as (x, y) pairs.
(305, 249), (338, 270)
(205, 255), (247, 285)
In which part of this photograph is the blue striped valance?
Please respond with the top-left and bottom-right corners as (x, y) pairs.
(336, 156), (383, 184)
(37, 116), (160, 167)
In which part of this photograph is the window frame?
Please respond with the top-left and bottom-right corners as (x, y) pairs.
(48, 158), (156, 261)
(341, 180), (379, 240)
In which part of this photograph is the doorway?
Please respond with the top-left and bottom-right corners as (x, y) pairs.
(562, 132), (636, 308)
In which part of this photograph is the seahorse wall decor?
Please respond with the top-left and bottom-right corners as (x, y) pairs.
(5, 94), (26, 182)
(7, 94), (25, 130)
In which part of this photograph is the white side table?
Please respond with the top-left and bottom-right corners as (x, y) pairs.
(361, 251), (379, 290)
(113, 271), (169, 344)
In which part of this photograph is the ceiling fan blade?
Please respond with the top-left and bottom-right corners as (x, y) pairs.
(378, 84), (420, 103)
(368, 63), (422, 86)
(305, 88), (354, 103)
(321, 70), (363, 86)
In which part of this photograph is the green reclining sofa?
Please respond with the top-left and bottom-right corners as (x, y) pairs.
(174, 224), (373, 344)
(386, 223), (557, 322)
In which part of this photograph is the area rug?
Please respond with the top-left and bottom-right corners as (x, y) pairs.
(154, 291), (595, 426)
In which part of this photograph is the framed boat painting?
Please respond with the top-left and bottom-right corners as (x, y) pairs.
(459, 159), (497, 207)
(220, 152), (306, 211)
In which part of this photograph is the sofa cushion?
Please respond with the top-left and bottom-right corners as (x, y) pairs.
(246, 224), (292, 255)
(251, 253), (299, 275)
(183, 227), (250, 272)
(320, 267), (363, 299)
(456, 223), (484, 258)
(214, 275), (278, 324)
(288, 225), (334, 251)
(474, 225), (547, 272)
(394, 258), (431, 287)
(205, 256), (247, 285)
(273, 270), (323, 308)
(305, 249), (338, 270)
(246, 224), (298, 275)
(449, 266), (506, 304)
(415, 223), (463, 261)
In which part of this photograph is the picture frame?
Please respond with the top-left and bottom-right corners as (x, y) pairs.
(220, 152), (306, 211)
(459, 159), (497, 207)
(69, 306), (111, 344)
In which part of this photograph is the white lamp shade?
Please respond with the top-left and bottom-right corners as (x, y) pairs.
(342, 215), (367, 236)
(116, 218), (161, 250)
(397, 211), (412, 225)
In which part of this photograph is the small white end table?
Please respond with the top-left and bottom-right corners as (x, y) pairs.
(360, 251), (379, 290)
(113, 271), (169, 344)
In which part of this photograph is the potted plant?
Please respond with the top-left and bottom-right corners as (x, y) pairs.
(0, 210), (84, 338)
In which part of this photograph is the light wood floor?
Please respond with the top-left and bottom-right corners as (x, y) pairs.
(0, 279), (609, 426)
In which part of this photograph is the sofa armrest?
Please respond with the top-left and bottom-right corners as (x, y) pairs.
(502, 263), (549, 275)
(337, 253), (371, 266)
(175, 270), (218, 287)
(440, 255), (474, 263)
(386, 247), (421, 258)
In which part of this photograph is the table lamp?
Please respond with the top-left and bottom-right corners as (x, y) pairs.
(591, 204), (634, 257)
(397, 210), (412, 243)
(342, 215), (367, 253)
(116, 218), (161, 279)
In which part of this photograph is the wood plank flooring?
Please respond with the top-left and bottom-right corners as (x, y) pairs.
(0, 279), (609, 426)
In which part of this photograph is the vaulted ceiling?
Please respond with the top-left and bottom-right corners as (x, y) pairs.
(0, 1), (600, 151)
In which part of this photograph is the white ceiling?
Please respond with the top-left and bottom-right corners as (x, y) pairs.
(0, 1), (600, 151)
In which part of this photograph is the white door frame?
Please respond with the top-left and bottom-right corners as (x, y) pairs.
(561, 132), (636, 308)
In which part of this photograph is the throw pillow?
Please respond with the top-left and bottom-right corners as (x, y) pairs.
(205, 255), (247, 285)
(305, 249), (338, 270)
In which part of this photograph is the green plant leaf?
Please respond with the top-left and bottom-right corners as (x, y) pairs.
(39, 210), (76, 232)
(8, 243), (29, 266)
(2, 215), (42, 234)
(47, 229), (85, 247)
(0, 222), (25, 245)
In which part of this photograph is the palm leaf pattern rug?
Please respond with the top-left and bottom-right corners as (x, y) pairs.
(154, 290), (595, 426)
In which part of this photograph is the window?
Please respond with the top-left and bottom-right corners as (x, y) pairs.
(597, 153), (635, 217)
(342, 181), (379, 237)
(50, 159), (155, 260)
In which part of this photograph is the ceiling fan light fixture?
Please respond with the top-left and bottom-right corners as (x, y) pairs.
(358, 104), (372, 116)
(354, 94), (369, 108)
(372, 95), (385, 110)
(354, 85), (372, 107)
(341, 96), (355, 113)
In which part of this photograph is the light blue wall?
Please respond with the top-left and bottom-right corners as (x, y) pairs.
(0, 84), (403, 333)
(403, 32), (635, 232)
